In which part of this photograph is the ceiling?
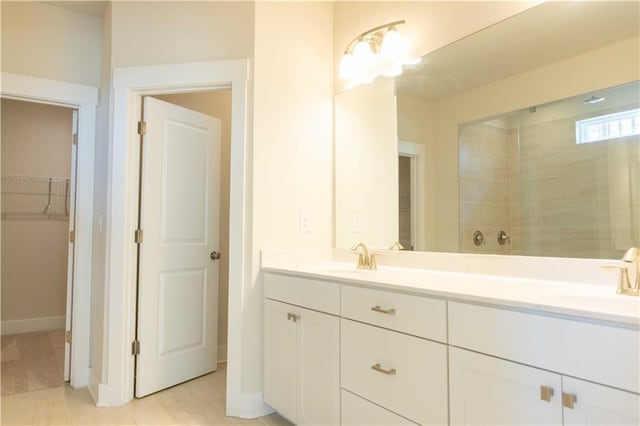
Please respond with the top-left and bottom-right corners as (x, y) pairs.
(396, 1), (640, 101)
(42, 1), (107, 17)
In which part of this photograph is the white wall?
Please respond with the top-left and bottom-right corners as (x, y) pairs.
(153, 91), (232, 361)
(89, 1), (112, 389)
(1, 98), (74, 332)
(0, 1), (102, 86)
(252, 0), (334, 399)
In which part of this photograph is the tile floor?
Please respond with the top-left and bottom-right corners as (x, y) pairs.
(1, 363), (291, 426)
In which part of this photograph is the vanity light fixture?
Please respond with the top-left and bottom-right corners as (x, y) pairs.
(339, 20), (420, 88)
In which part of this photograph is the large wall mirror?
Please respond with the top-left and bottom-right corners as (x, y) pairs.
(334, 1), (640, 259)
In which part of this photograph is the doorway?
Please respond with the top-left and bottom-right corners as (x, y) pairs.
(0, 98), (77, 395)
(132, 91), (232, 397)
(398, 140), (425, 251)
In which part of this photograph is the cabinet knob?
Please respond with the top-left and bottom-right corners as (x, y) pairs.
(562, 392), (577, 409)
(540, 385), (554, 402)
(287, 312), (300, 322)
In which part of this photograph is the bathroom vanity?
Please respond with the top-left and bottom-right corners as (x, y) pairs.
(261, 251), (640, 425)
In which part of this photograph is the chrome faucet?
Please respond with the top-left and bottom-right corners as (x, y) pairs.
(351, 242), (377, 270)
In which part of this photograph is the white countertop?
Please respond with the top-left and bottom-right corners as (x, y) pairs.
(262, 261), (640, 328)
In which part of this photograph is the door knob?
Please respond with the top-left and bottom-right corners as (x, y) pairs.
(210, 251), (221, 260)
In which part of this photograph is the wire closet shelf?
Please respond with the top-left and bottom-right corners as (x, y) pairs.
(1, 175), (71, 220)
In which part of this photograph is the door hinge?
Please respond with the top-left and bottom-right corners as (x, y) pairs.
(69, 230), (75, 243)
(72, 133), (78, 146)
(132, 340), (140, 356)
(135, 229), (143, 244)
(137, 121), (147, 135)
(65, 330), (72, 344)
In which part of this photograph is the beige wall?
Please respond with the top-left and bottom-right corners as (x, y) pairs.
(333, 1), (537, 92)
(0, 1), (102, 86)
(335, 78), (398, 248)
(110, 1), (254, 67)
(252, 1), (334, 393)
(433, 36), (640, 251)
(153, 91), (232, 358)
(1, 98), (73, 325)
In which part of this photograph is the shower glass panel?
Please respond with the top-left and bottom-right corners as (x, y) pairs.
(459, 81), (640, 259)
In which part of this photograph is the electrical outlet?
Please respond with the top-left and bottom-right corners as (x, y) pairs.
(299, 212), (311, 234)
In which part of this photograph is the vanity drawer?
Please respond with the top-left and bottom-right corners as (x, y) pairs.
(264, 272), (339, 315)
(341, 389), (417, 426)
(341, 284), (447, 342)
(341, 319), (448, 425)
(449, 302), (640, 393)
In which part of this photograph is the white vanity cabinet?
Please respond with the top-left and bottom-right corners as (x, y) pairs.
(449, 302), (640, 426)
(340, 285), (449, 425)
(263, 274), (340, 425)
(449, 347), (563, 425)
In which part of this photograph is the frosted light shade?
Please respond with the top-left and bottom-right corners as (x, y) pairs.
(353, 40), (374, 64)
(380, 28), (407, 59)
(339, 53), (355, 79)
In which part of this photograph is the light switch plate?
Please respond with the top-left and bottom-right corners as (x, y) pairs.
(299, 211), (311, 234)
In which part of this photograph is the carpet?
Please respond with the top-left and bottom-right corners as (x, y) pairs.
(1, 329), (65, 396)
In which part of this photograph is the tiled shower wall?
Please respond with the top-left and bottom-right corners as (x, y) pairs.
(459, 122), (516, 254)
(512, 105), (639, 259)
(459, 105), (639, 259)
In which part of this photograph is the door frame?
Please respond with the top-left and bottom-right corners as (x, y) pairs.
(398, 140), (425, 251)
(0, 72), (98, 388)
(104, 60), (252, 416)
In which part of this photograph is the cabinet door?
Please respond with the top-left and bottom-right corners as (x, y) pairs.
(563, 376), (640, 425)
(263, 299), (297, 423)
(297, 306), (340, 426)
(449, 347), (562, 425)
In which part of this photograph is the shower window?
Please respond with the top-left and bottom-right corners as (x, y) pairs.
(575, 108), (640, 144)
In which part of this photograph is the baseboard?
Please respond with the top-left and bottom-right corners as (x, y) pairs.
(88, 368), (111, 407)
(217, 344), (227, 363)
(238, 391), (274, 419)
(1, 315), (65, 335)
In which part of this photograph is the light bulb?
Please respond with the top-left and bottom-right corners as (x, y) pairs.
(339, 53), (355, 79)
(380, 28), (408, 60)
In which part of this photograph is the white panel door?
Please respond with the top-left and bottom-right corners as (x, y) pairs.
(263, 299), (298, 423)
(449, 347), (563, 425)
(136, 97), (221, 397)
(563, 376), (640, 426)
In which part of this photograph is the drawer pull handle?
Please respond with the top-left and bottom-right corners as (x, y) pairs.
(562, 392), (577, 409)
(540, 385), (554, 402)
(371, 306), (396, 315)
(371, 363), (396, 375)
(287, 313), (300, 322)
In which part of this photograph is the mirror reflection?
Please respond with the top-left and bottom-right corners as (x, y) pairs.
(459, 82), (639, 258)
(334, 1), (640, 259)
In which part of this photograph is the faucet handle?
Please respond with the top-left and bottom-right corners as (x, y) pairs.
(369, 253), (378, 270)
(601, 265), (632, 294)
